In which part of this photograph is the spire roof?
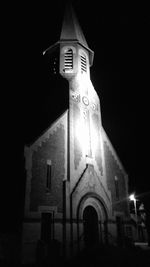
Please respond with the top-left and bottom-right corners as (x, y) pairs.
(43, 3), (94, 65)
(60, 4), (89, 49)
(60, 3), (94, 65)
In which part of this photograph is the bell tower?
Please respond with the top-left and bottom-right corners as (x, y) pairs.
(61, 4), (103, 178)
(44, 3), (104, 185)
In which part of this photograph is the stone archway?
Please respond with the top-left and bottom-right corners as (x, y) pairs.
(76, 193), (108, 250)
(83, 206), (99, 248)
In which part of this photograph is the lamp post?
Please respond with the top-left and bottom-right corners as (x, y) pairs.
(129, 194), (138, 241)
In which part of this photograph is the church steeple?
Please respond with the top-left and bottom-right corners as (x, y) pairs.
(43, 3), (94, 68)
(60, 3), (94, 66)
(60, 4), (88, 49)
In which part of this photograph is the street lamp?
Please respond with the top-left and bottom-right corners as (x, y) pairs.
(129, 194), (138, 241)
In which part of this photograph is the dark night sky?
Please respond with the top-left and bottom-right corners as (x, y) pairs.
(1, 1), (150, 232)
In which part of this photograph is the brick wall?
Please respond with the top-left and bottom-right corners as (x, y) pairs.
(30, 125), (65, 212)
(104, 141), (129, 216)
(92, 113), (103, 175)
(73, 103), (83, 169)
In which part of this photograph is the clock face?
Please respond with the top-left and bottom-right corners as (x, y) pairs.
(82, 96), (89, 106)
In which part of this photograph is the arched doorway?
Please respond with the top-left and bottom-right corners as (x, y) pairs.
(83, 206), (99, 248)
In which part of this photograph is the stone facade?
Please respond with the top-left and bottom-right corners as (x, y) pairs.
(22, 4), (131, 264)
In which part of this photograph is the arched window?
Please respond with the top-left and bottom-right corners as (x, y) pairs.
(64, 48), (73, 71)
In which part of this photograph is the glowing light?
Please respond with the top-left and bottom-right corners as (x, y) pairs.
(129, 194), (136, 201)
(129, 193), (139, 240)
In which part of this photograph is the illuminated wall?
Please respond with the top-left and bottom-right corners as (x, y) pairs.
(22, 5), (131, 264)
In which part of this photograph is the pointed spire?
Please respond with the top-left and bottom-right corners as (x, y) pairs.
(43, 2), (94, 65)
(60, 3), (94, 65)
(60, 3), (88, 48)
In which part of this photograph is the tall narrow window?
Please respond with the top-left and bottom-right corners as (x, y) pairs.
(80, 54), (87, 72)
(114, 176), (119, 199)
(125, 226), (132, 239)
(64, 48), (73, 71)
(41, 212), (52, 243)
(46, 160), (51, 191)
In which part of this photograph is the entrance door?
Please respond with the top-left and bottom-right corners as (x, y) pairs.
(116, 216), (124, 246)
(83, 206), (99, 248)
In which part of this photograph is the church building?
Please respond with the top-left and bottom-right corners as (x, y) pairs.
(22, 4), (131, 264)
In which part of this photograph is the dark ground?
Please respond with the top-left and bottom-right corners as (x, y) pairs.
(66, 245), (150, 267)
(0, 244), (150, 267)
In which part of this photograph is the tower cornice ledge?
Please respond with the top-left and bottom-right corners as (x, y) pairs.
(43, 40), (94, 66)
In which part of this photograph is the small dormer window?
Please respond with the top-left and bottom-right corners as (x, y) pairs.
(80, 53), (87, 73)
(64, 48), (73, 71)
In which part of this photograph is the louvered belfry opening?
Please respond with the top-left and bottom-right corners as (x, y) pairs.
(64, 48), (73, 71)
(80, 54), (87, 72)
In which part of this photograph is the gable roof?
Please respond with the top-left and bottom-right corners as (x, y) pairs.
(25, 110), (68, 152)
(101, 126), (128, 177)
